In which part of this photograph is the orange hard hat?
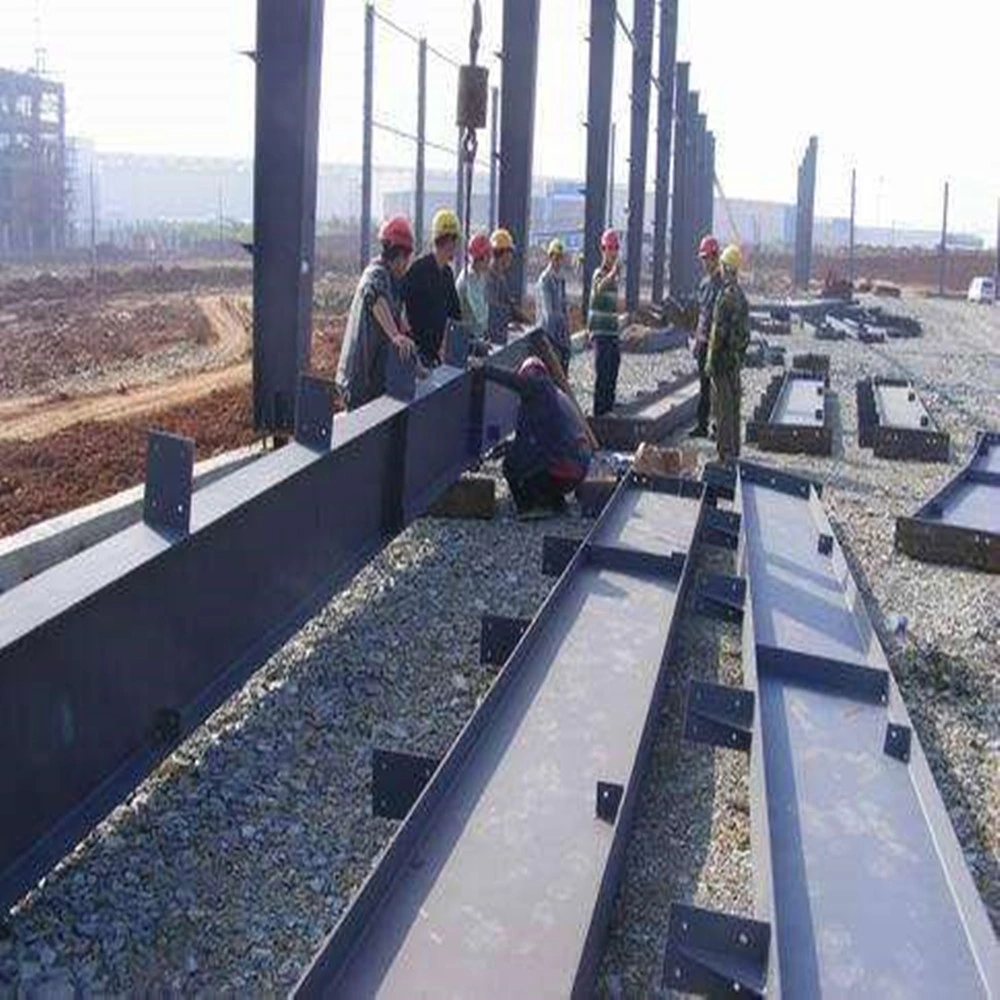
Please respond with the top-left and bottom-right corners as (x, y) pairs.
(378, 215), (414, 253)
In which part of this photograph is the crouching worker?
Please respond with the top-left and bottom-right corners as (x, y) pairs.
(470, 342), (595, 519)
(336, 216), (416, 410)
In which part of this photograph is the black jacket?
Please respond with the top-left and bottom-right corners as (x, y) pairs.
(401, 253), (462, 364)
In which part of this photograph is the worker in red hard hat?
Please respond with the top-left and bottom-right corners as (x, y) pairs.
(588, 228), (622, 416)
(457, 231), (491, 342)
(336, 215), (417, 409)
(469, 331), (595, 519)
(690, 234), (723, 438)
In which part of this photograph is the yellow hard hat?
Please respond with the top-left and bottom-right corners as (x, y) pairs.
(547, 238), (565, 257)
(431, 208), (460, 242)
(490, 227), (515, 252)
(720, 244), (743, 271)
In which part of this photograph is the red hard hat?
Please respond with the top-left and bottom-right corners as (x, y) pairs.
(698, 235), (720, 259)
(600, 228), (620, 252)
(468, 232), (491, 262)
(519, 356), (548, 378)
(378, 215), (414, 253)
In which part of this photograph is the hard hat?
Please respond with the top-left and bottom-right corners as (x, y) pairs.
(378, 215), (414, 253)
(490, 227), (515, 252)
(547, 238), (565, 257)
(431, 208), (461, 242)
(600, 228), (620, 252)
(698, 235), (720, 259)
(720, 244), (743, 270)
(468, 231), (491, 261)
(518, 356), (548, 378)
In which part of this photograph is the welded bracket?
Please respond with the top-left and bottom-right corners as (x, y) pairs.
(662, 903), (770, 999)
(294, 373), (334, 450)
(817, 532), (834, 556)
(142, 430), (194, 537)
(696, 573), (746, 624)
(684, 681), (754, 751)
(372, 748), (442, 821)
(700, 507), (740, 549)
(542, 535), (581, 576)
(884, 722), (912, 763)
(596, 781), (623, 823)
(480, 615), (530, 666)
(739, 460), (822, 498)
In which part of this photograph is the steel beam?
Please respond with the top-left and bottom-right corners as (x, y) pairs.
(589, 370), (700, 449)
(650, 0), (677, 305)
(680, 91), (699, 297)
(694, 112), (707, 247)
(746, 370), (832, 456)
(583, 0), (616, 314)
(848, 167), (856, 285)
(736, 461), (1000, 996)
(359, 3), (374, 271)
(0, 338), (535, 914)
(625, 0), (655, 312)
(793, 137), (818, 290)
(252, 0), (325, 434)
(668, 62), (689, 301)
(895, 431), (1000, 573)
(293, 475), (706, 997)
(489, 85), (499, 230)
(705, 130), (715, 238)
(497, 0), (540, 300)
(414, 37), (427, 250)
(856, 376), (950, 461)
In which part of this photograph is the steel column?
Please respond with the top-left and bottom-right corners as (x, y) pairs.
(694, 112), (707, 246)
(679, 90), (699, 297)
(650, 0), (678, 304)
(608, 121), (617, 226)
(624, 0), (655, 312)
(705, 130), (715, 236)
(848, 167), (856, 285)
(938, 180), (949, 295)
(414, 38), (427, 250)
(803, 137), (817, 286)
(489, 85), (499, 231)
(668, 62), (689, 300)
(793, 137), (817, 289)
(583, 0), (616, 313)
(497, 0), (541, 299)
(252, 0), (325, 434)
(359, 3), (374, 271)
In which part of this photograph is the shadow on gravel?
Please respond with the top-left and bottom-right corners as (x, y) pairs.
(597, 538), (749, 998)
(836, 526), (1000, 932)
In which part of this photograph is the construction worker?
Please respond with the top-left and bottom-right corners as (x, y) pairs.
(706, 244), (750, 462)
(400, 208), (462, 367)
(336, 215), (417, 410)
(589, 228), (621, 417)
(536, 238), (571, 372)
(457, 231), (491, 342)
(469, 335), (594, 519)
(690, 235), (723, 438)
(486, 227), (530, 340)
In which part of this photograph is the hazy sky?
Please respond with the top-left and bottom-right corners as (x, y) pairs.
(3, 0), (997, 242)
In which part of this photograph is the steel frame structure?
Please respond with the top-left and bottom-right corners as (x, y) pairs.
(667, 62), (690, 300)
(650, 0), (678, 304)
(856, 376), (950, 462)
(588, 371), (699, 450)
(792, 136), (818, 290)
(746, 370), (832, 456)
(293, 474), (707, 997)
(733, 461), (999, 996)
(0, 338), (532, 914)
(895, 431), (1000, 573)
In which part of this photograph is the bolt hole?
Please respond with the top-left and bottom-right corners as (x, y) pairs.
(738, 931), (750, 947)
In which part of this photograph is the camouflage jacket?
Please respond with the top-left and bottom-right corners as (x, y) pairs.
(708, 279), (750, 374)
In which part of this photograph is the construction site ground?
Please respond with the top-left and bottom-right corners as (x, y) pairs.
(1, 287), (997, 995)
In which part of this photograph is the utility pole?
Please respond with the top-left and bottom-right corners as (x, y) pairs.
(938, 180), (949, 297)
(848, 168), (856, 285)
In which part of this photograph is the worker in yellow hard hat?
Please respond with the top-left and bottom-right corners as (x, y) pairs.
(486, 227), (530, 341)
(706, 244), (750, 461)
(536, 237), (571, 372)
(400, 207), (463, 366)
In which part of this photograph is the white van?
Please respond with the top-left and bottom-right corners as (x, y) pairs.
(967, 276), (996, 304)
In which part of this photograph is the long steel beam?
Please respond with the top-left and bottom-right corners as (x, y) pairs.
(583, 0), (616, 314)
(624, 0), (655, 312)
(856, 375), (950, 461)
(746, 369), (832, 456)
(589, 370), (699, 449)
(668, 62), (689, 301)
(895, 430), (1000, 573)
(736, 461), (999, 996)
(0, 338), (532, 914)
(293, 474), (707, 997)
(650, 0), (677, 304)
(252, 0), (325, 433)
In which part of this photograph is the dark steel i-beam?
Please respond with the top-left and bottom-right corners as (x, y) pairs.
(625, 0), (655, 312)
(497, 0), (540, 299)
(694, 112), (707, 246)
(737, 462), (1000, 996)
(679, 90), (699, 296)
(252, 0), (325, 434)
(359, 3), (374, 271)
(705, 130), (716, 236)
(489, 85), (499, 230)
(650, 0), (677, 304)
(668, 62), (689, 300)
(414, 37), (427, 249)
(583, 0), (616, 313)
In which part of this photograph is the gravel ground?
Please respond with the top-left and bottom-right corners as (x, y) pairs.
(2, 297), (997, 996)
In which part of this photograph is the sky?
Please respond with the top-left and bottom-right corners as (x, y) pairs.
(2, 0), (998, 243)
